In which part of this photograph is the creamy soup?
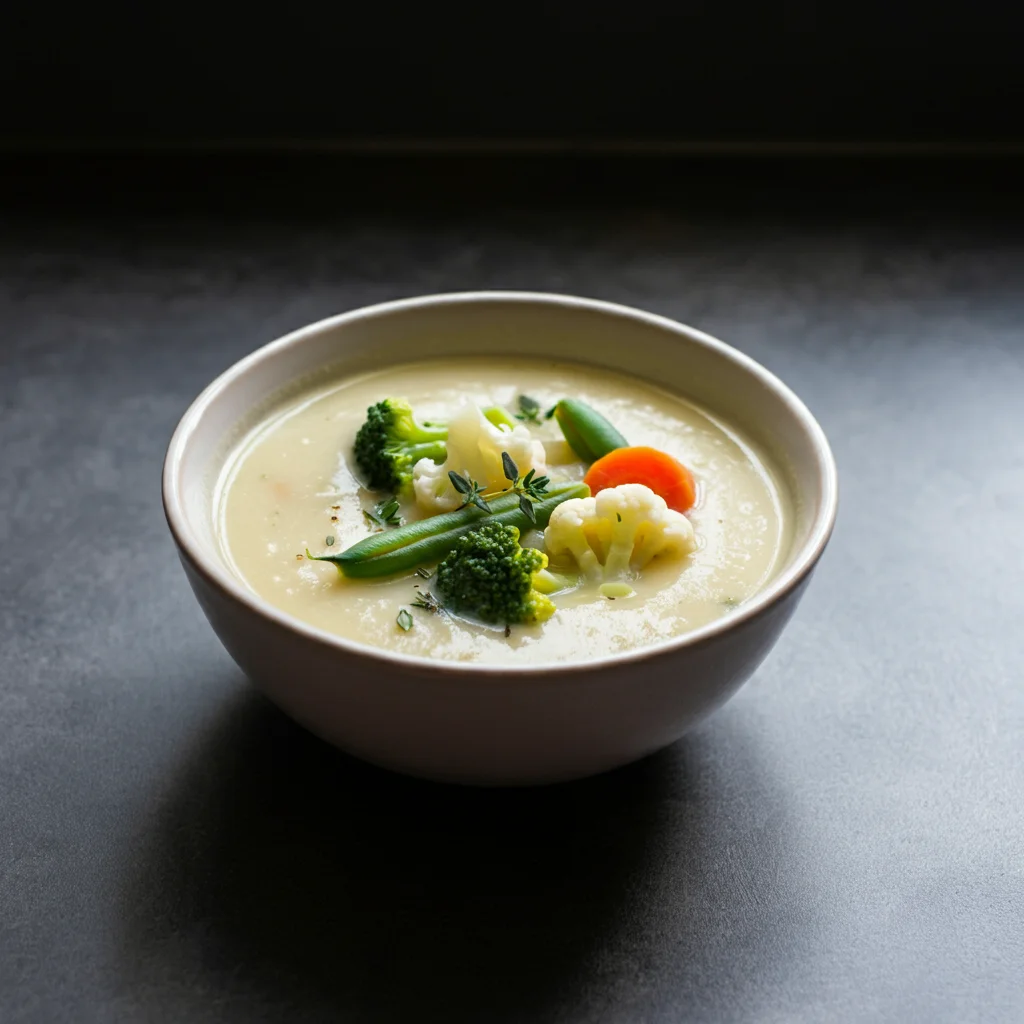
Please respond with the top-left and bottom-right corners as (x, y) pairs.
(217, 358), (790, 665)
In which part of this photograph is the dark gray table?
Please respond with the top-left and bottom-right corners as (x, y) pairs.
(2, 158), (1022, 1023)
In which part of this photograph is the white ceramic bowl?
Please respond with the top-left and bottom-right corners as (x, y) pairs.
(163, 292), (837, 785)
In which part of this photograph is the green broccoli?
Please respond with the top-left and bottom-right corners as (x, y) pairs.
(353, 399), (519, 494)
(353, 398), (448, 494)
(435, 521), (556, 626)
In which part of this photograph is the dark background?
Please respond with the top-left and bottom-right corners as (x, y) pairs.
(3, 3), (1023, 147)
(3, 7), (1024, 1024)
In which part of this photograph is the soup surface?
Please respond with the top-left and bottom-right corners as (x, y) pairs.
(217, 358), (790, 665)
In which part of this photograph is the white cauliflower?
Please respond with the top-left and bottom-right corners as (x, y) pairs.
(413, 403), (548, 513)
(543, 483), (696, 580)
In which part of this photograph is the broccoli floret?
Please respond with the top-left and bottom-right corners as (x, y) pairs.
(353, 398), (448, 494)
(435, 521), (556, 626)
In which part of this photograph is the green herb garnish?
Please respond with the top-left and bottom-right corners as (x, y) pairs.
(411, 591), (443, 613)
(363, 497), (402, 530)
(500, 452), (551, 525)
(448, 453), (550, 523)
(415, 566), (433, 579)
(448, 470), (492, 514)
(515, 394), (542, 424)
(397, 608), (414, 631)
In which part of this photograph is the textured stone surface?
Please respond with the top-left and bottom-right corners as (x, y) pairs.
(1, 164), (1023, 1022)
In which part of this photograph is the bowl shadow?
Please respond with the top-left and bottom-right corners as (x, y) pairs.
(119, 677), (801, 1022)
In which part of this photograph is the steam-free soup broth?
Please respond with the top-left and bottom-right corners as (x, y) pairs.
(217, 359), (790, 665)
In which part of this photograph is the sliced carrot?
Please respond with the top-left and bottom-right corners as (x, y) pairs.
(583, 446), (696, 513)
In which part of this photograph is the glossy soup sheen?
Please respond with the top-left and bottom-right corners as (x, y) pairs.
(217, 358), (791, 665)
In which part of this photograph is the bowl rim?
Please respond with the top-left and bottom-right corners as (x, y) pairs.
(163, 290), (838, 680)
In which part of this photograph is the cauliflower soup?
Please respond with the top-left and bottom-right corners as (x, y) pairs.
(217, 358), (790, 665)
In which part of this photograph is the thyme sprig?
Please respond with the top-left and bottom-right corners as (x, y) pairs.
(448, 451), (551, 524)
(448, 470), (492, 514)
(500, 452), (550, 524)
(411, 590), (443, 613)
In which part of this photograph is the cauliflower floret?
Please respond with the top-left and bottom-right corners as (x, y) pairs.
(413, 403), (548, 514)
(543, 483), (696, 580)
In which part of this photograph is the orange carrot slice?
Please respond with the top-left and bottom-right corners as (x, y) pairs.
(583, 446), (696, 513)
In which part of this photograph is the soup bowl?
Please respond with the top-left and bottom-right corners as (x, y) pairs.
(163, 292), (837, 784)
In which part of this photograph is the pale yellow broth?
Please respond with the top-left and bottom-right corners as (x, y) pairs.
(217, 358), (790, 665)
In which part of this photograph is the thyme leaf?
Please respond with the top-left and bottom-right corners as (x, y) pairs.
(449, 470), (493, 514)
(515, 395), (542, 424)
(411, 591), (443, 613)
(363, 497), (402, 530)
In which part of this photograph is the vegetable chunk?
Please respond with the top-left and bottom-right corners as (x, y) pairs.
(353, 397), (448, 494)
(412, 404), (547, 514)
(308, 481), (590, 578)
(584, 446), (696, 513)
(435, 521), (556, 625)
(544, 483), (697, 580)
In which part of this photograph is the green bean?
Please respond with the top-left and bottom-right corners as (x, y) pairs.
(553, 399), (629, 463)
(309, 481), (589, 578)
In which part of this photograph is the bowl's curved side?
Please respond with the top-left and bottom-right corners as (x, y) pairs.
(164, 291), (836, 678)
(163, 291), (837, 784)
(177, 547), (816, 785)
